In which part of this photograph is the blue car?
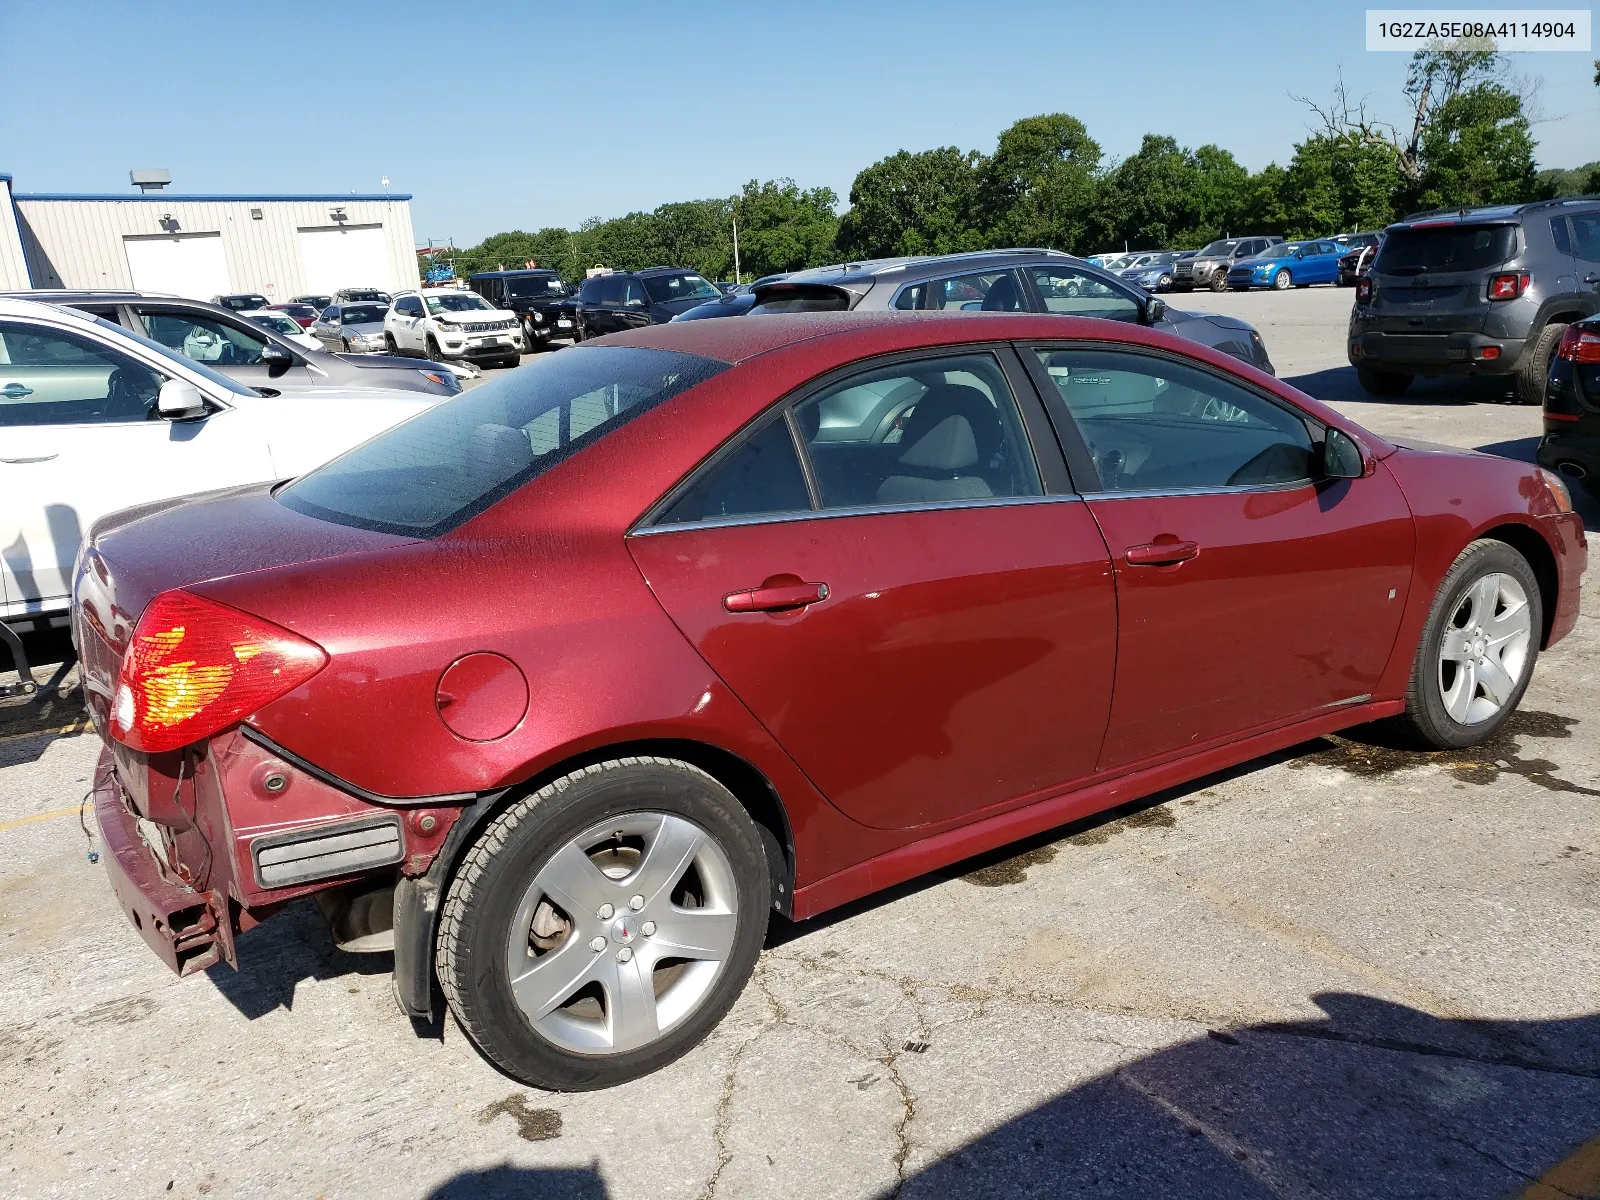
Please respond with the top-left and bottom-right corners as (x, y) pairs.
(1227, 239), (1345, 290)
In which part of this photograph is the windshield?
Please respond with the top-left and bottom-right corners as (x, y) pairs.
(277, 346), (729, 536)
(248, 313), (300, 335)
(425, 292), (494, 315)
(1197, 240), (1239, 257)
(342, 304), (388, 324)
(1375, 224), (1517, 275)
(89, 316), (256, 397)
(506, 275), (569, 298)
(642, 273), (721, 304)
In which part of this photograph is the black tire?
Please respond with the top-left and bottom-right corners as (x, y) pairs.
(1382, 539), (1541, 750)
(1516, 322), (1568, 407)
(1157, 274), (1173, 292)
(1272, 269), (1292, 291)
(1356, 366), (1413, 397)
(384, 333), (400, 355)
(1208, 270), (1228, 292)
(425, 334), (443, 361)
(501, 355), (520, 369)
(437, 757), (770, 1091)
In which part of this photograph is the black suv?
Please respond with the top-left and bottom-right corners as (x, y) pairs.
(1348, 198), (1600, 404)
(574, 267), (724, 339)
(469, 269), (577, 349)
(1538, 314), (1600, 496)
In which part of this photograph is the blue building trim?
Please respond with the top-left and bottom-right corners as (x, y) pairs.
(11, 193), (412, 203)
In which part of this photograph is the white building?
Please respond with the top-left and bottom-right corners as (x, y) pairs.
(0, 173), (420, 301)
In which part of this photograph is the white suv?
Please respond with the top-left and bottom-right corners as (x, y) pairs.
(385, 289), (523, 368)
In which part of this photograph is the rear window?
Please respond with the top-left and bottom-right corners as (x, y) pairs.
(748, 285), (851, 314)
(277, 346), (728, 536)
(1375, 224), (1517, 275)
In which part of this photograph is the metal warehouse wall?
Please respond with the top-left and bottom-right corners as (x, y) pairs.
(12, 195), (421, 299)
(0, 178), (31, 289)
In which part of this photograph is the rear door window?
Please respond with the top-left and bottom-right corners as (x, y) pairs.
(655, 417), (811, 525)
(1374, 225), (1517, 274)
(1571, 214), (1600, 263)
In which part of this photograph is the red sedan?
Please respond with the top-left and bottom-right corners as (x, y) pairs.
(75, 312), (1586, 1090)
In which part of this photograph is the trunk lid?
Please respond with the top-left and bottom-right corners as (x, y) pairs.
(74, 482), (415, 730)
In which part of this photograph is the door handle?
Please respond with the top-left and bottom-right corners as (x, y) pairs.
(1126, 540), (1198, 566)
(724, 580), (830, 613)
(1, 383), (34, 398)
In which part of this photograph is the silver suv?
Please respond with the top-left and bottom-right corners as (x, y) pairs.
(1347, 199), (1600, 404)
(1172, 236), (1284, 292)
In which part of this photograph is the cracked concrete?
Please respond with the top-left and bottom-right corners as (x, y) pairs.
(2, 287), (1599, 1198)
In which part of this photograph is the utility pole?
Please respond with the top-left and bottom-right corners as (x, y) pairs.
(731, 210), (742, 285)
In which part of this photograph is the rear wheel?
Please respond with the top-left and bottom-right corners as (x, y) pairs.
(1356, 366), (1413, 397)
(1272, 269), (1292, 290)
(1383, 540), (1540, 749)
(1516, 322), (1568, 407)
(437, 757), (770, 1091)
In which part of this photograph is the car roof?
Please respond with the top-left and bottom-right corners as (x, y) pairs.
(774, 249), (1078, 288)
(469, 269), (559, 279)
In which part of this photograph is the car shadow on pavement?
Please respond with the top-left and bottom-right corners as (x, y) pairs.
(1285, 366), (1514, 407)
(1476, 436), (1600, 531)
(0, 625), (88, 763)
(893, 992), (1600, 1199)
(205, 899), (394, 1019)
(423, 1164), (608, 1199)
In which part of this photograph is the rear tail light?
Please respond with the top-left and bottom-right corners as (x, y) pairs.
(112, 590), (327, 754)
(1355, 278), (1373, 303)
(1556, 324), (1600, 363)
(1487, 272), (1529, 301)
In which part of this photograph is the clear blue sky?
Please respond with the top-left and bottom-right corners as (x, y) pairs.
(3, 1), (1595, 247)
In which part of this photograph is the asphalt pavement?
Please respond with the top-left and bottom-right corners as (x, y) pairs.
(2, 286), (1596, 1200)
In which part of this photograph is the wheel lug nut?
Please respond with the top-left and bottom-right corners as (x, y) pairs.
(617, 947), (633, 963)
(589, 937), (606, 953)
(597, 903), (614, 919)
(629, 894), (645, 912)
(642, 921), (656, 936)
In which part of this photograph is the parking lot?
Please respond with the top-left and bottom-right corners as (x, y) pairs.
(2, 286), (1597, 1199)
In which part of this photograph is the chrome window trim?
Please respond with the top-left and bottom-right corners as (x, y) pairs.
(629, 491), (1084, 538)
(1086, 478), (1315, 503)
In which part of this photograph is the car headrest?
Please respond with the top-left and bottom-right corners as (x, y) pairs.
(896, 384), (1001, 471)
(981, 275), (1023, 312)
(472, 423), (535, 478)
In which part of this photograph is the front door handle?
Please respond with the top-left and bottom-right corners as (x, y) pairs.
(724, 580), (830, 613)
(1126, 540), (1199, 566)
(1, 383), (34, 398)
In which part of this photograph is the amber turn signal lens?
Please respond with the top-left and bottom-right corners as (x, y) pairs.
(1537, 468), (1575, 515)
(112, 590), (328, 754)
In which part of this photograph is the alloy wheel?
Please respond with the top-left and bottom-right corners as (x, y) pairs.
(1436, 572), (1532, 725)
(504, 811), (739, 1055)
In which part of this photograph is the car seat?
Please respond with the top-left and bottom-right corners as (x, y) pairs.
(980, 275), (1024, 312)
(876, 384), (1004, 503)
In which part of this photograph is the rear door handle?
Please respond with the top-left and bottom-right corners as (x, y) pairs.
(1, 383), (34, 398)
(1126, 540), (1199, 566)
(724, 581), (830, 613)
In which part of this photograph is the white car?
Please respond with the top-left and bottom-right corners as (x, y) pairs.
(385, 289), (523, 368)
(0, 298), (444, 622)
(240, 309), (322, 353)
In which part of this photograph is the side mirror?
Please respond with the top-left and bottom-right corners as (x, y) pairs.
(157, 379), (208, 421)
(260, 344), (294, 378)
(1322, 427), (1365, 479)
(1141, 296), (1167, 324)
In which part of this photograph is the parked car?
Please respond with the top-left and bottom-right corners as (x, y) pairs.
(1348, 198), (1600, 403)
(241, 309), (322, 352)
(292, 294), (333, 311)
(76, 310), (1584, 1091)
(336, 288), (392, 304)
(1227, 240), (1346, 290)
(1538, 314), (1600, 496)
(1173, 236), (1284, 291)
(1338, 239), (1383, 287)
(574, 268), (725, 339)
(1119, 251), (1187, 293)
(268, 302), (321, 328)
(468, 270), (577, 350)
(310, 302), (392, 353)
(1331, 232), (1383, 254)
(0, 296), (444, 622)
(385, 289), (523, 367)
(732, 250), (1276, 373)
(213, 293), (271, 313)
(672, 274), (791, 321)
(3, 292), (460, 397)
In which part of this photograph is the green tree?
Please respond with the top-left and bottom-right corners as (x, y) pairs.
(1279, 133), (1402, 236)
(733, 179), (839, 278)
(978, 114), (1101, 251)
(1237, 164), (1290, 237)
(836, 147), (986, 259)
(1098, 135), (1212, 249)
(1412, 82), (1538, 209)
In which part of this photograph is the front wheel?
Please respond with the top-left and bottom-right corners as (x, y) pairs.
(1385, 540), (1541, 749)
(1157, 274), (1172, 292)
(1272, 269), (1291, 290)
(385, 332), (399, 354)
(1208, 271), (1228, 293)
(437, 758), (771, 1091)
(425, 334), (444, 361)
